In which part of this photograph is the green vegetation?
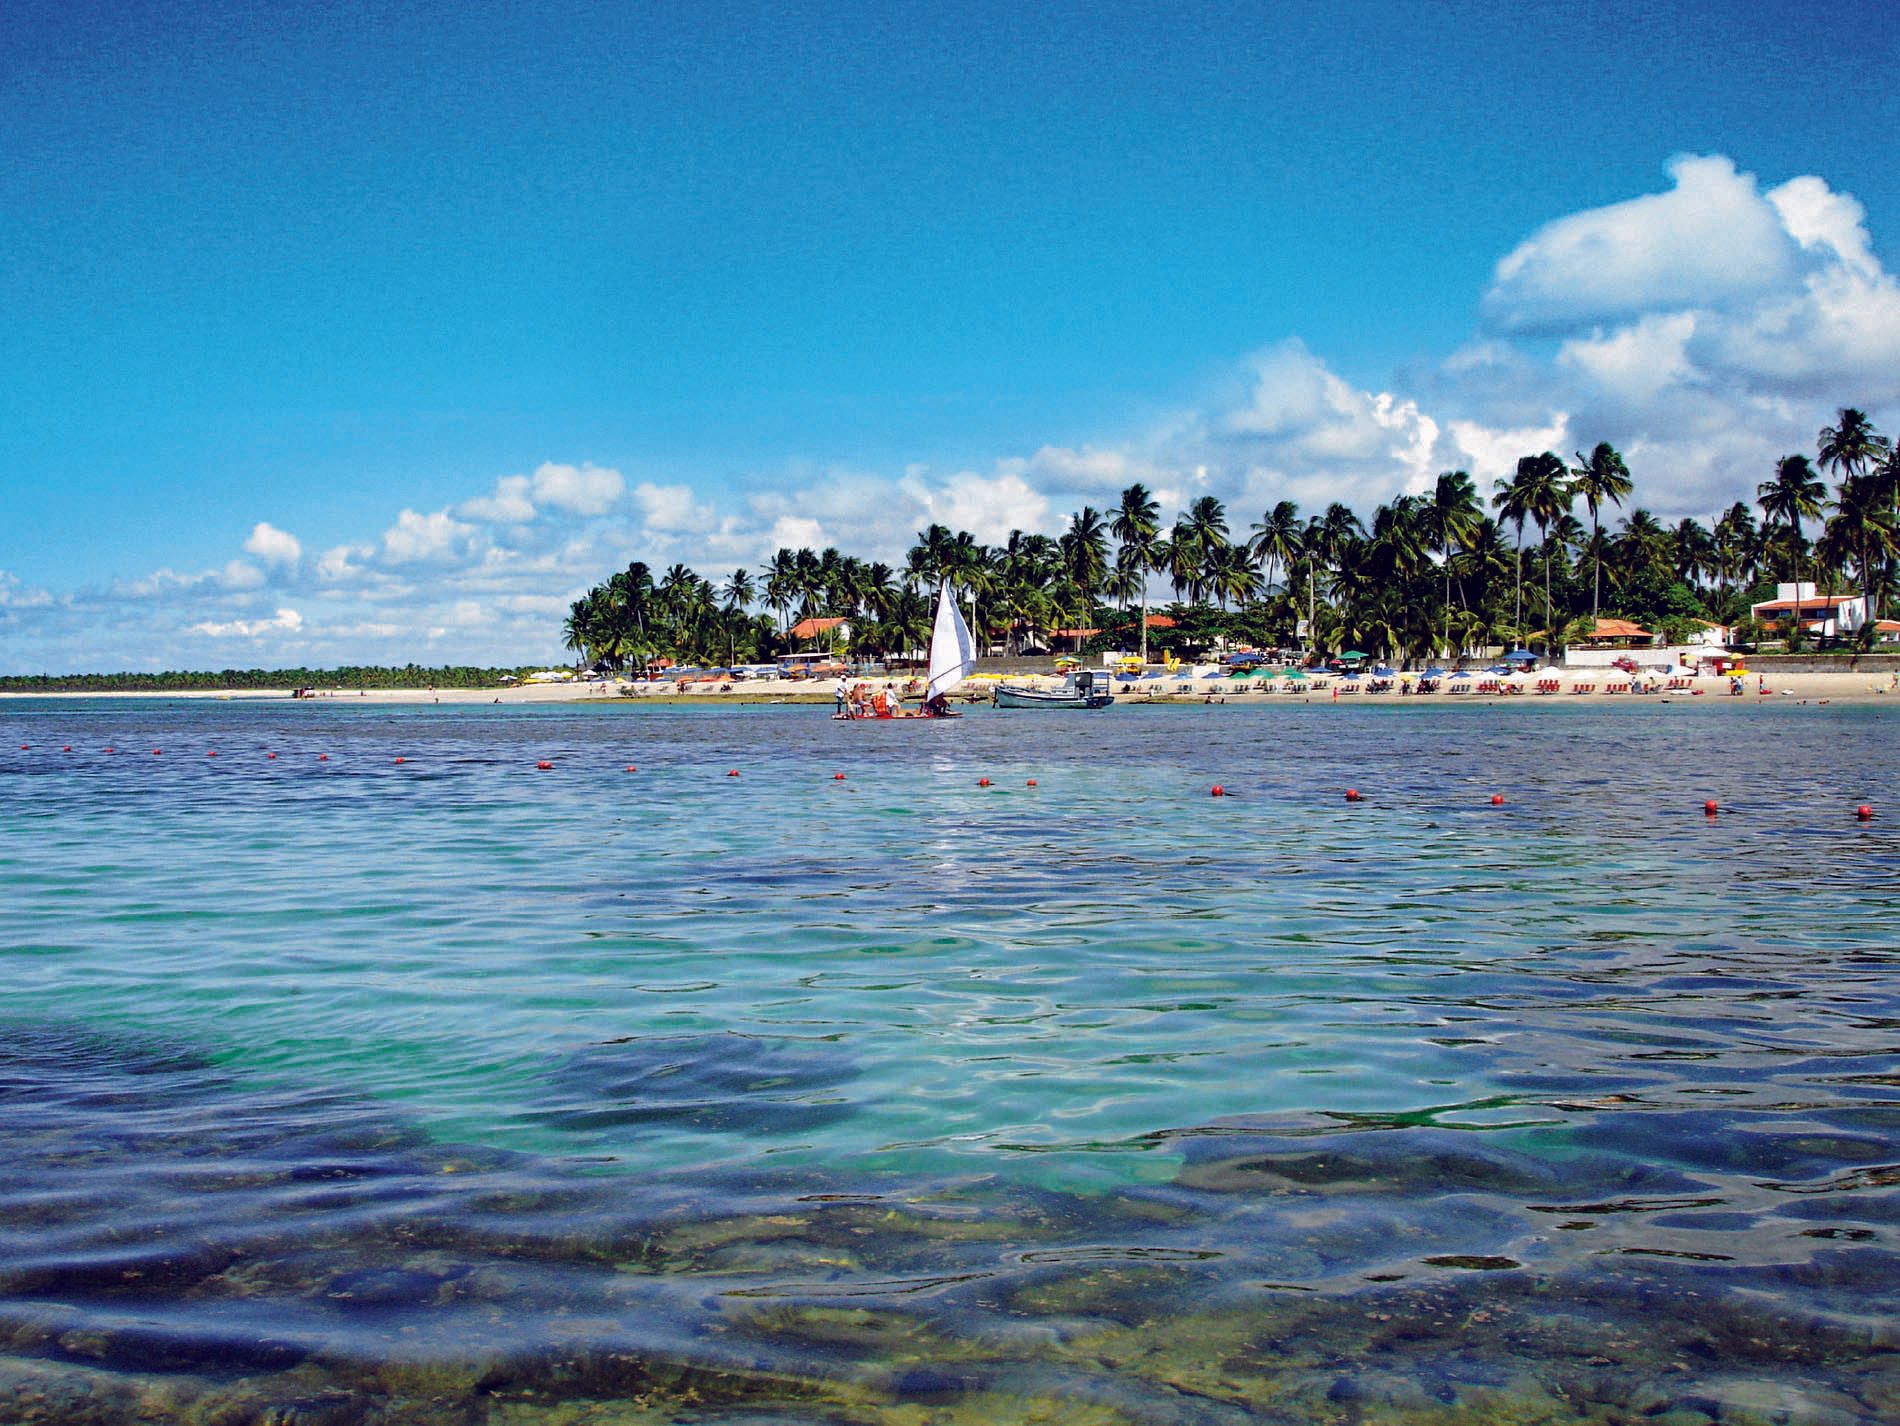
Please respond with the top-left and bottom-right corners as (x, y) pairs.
(0, 665), (525, 694)
(567, 408), (1898, 669)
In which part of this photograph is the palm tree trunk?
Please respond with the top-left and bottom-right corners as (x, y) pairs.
(1513, 535), (1523, 636)
(1592, 515), (1601, 618)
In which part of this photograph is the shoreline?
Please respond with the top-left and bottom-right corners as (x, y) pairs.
(4, 667), (1898, 706)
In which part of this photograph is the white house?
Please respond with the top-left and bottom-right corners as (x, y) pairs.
(1749, 583), (1867, 640)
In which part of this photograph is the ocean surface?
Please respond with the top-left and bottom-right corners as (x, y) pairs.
(2, 696), (1898, 1424)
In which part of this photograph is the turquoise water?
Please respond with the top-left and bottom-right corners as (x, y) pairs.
(3, 698), (1898, 1422)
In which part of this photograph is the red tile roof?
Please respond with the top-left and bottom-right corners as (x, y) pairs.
(789, 616), (848, 640)
(1753, 594), (1858, 613)
(1580, 618), (1652, 640)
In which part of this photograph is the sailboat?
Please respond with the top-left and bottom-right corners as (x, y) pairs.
(834, 582), (976, 720)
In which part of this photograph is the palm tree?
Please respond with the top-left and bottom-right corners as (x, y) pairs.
(1425, 471), (1481, 653)
(1506, 453), (1570, 651)
(1818, 408), (1889, 489)
(1059, 507), (1110, 612)
(1824, 475), (1899, 642)
(1184, 496), (1230, 600)
(1110, 484), (1162, 663)
(1246, 500), (1302, 597)
(1711, 502), (1757, 620)
(719, 568), (754, 668)
(1758, 455), (1826, 647)
(1491, 474), (1528, 640)
(1571, 442), (1633, 618)
(1671, 519), (1715, 592)
(1819, 409), (1893, 619)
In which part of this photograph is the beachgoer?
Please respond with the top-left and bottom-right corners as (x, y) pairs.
(834, 676), (850, 715)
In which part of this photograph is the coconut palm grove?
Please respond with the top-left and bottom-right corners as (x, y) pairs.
(563, 409), (1898, 672)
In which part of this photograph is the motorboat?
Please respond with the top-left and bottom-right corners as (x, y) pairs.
(992, 668), (1115, 709)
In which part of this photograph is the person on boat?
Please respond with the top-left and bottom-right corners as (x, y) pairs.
(871, 687), (893, 718)
(834, 675), (850, 716)
(922, 692), (949, 717)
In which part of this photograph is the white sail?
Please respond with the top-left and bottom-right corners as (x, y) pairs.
(926, 581), (977, 700)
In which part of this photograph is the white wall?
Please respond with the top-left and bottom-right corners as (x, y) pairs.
(1563, 645), (1713, 669)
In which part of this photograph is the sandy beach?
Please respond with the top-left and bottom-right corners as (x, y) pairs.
(6, 665), (1898, 706)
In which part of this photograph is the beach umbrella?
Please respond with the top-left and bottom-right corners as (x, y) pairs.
(1449, 669), (1472, 679)
(1340, 650), (1369, 661)
(1422, 667), (1446, 678)
(1284, 668), (1308, 679)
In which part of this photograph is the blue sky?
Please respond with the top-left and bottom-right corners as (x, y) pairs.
(5, 0), (1899, 670)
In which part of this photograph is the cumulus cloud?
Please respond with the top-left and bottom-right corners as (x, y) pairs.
(1483, 154), (1799, 332)
(0, 571), (55, 609)
(456, 475), (537, 524)
(242, 521), (302, 566)
(632, 480), (711, 532)
(189, 607), (303, 639)
(531, 461), (623, 516)
(382, 508), (475, 563)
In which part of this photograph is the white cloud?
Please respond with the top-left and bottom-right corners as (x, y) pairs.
(189, 607), (303, 639)
(531, 461), (624, 516)
(382, 508), (475, 563)
(316, 544), (372, 582)
(632, 480), (710, 532)
(456, 475), (537, 524)
(0, 571), (55, 609)
(902, 469), (1050, 545)
(1557, 311), (1699, 405)
(1483, 154), (1798, 333)
(221, 559), (266, 590)
(242, 521), (302, 566)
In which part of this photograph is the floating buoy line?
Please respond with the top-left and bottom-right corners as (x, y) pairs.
(2, 743), (1883, 822)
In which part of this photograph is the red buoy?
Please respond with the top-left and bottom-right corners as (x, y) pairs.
(1026, 779), (1037, 787)
(104, 747), (114, 754)
(1704, 799), (1719, 816)
(625, 765), (637, 772)
(63, 746), (71, 752)
(977, 777), (991, 787)
(318, 754), (329, 761)
(1344, 788), (1361, 802)
(536, 760), (553, 770)
(1857, 804), (1874, 821)
(152, 749), (162, 756)
(207, 750), (217, 758)
(267, 752), (276, 760)
(727, 769), (739, 777)
(18, 745), (27, 751)
(1210, 784), (1225, 797)
(394, 757), (405, 764)
(1490, 793), (1504, 805)
(834, 772), (845, 780)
